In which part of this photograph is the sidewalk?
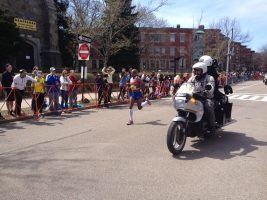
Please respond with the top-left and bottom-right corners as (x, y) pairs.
(0, 91), (120, 111)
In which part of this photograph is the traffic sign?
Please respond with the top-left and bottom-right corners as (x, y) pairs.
(77, 34), (92, 43)
(78, 43), (90, 61)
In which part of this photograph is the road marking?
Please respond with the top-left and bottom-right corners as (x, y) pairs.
(229, 95), (240, 99)
(228, 94), (267, 102)
(248, 96), (260, 101)
(261, 97), (267, 102)
(237, 95), (250, 100)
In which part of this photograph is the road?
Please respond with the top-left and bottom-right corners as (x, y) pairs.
(0, 80), (267, 200)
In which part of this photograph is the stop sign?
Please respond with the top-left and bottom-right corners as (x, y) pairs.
(78, 43), (90, 61)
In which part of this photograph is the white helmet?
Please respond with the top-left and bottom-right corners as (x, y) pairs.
(199, 55), (213, 67)
(192, 62), (207, 74)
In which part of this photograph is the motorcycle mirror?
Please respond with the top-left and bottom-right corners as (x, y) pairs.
(205, 85), (212, 91)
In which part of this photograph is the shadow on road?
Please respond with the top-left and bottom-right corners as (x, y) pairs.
(0, 129), (92, 157)
(173, 131), (267, 160)
(0, 110), (96, 133)
(135, 120), (168, 126)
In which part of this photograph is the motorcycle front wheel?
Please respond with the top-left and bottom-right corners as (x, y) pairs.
(167, 121), (186, 155)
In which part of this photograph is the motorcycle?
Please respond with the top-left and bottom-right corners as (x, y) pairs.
(166, 83), (233, 155)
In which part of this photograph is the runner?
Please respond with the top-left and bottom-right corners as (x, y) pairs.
(127, 69), (151, 125)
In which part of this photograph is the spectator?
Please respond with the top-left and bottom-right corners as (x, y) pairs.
(32, 71), (45, 115)
(95, 73), (108, 107)
(68, 70), (80, 108)
(12, 69), (37, 116)
(31, 65), (39, 77)
(141, 71), (150, 96)
(118, 68), (129, 101)
(172, 74), (182, 95)
(45, 67), (61, 111)
(150, 71), (158, 99)
(60, 70), (72, 110)
(1, 63), (15, 115)
(102, 66), (115, 103)
(0, 81), (4, 120)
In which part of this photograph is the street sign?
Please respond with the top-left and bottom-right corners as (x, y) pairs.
(77, 34), (92, 43)
(78, 43), (90, 61)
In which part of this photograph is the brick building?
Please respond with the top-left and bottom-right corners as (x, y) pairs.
(139, 25), (256, 73)
(139, 25), (194, 73)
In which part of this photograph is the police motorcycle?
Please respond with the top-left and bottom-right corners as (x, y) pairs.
(166, 81), (233, 155)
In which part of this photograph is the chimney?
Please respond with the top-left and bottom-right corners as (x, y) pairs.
(176, 24), (180, 29)
(198, 25), (205, 30)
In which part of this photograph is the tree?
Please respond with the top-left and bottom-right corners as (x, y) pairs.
(54, 0), (76, 68)
(0, 9), (22, 67)
(259, 44), (267, 71)
(107, 0), (140, 70)
(207, 17), (251, 63)
(68, 0), (167, 69)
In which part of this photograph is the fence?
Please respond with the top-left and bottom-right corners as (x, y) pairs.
(0, 80), (172, 122)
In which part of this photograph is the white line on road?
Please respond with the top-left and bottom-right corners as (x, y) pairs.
(248, 96), (260, 101)
(237, 95), (250, 100)
(261, 97), (267, 102)
(229, 95), (240, 99)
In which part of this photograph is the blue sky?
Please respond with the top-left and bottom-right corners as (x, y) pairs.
(133, 0), (267, 52)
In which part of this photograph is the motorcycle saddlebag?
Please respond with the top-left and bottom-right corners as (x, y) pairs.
(224, 102), (232, 119)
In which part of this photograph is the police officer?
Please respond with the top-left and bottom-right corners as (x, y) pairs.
(187, 62), (216, 134)
(199, 55), (224, 100)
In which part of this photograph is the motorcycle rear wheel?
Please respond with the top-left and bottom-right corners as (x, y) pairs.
(167, 121), (186, 155)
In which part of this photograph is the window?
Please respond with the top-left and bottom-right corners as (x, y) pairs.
(170, 33), (175, 42)
(150, 60), (156, 69)
(180, 33), (185, 43)
(170, 60), (175, 69)
(154, 47), (160, 55)
(161, 34), (166, 42)
(161, 47), (166, 55)
(170, 47), (175, 56)
(150, 34), (161, 42)
(180, 47), (185, 56)
(160, 60), (166, 69)
(178, 58), (186, 69)
(141, 32), (145, 42)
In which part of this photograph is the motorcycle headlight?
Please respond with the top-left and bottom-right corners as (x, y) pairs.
(173, 97), (186, 110)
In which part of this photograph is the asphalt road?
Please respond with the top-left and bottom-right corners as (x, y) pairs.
(0, 80), (267, 200)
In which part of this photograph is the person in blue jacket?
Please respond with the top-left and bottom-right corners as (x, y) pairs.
(45, 67), (61, 111)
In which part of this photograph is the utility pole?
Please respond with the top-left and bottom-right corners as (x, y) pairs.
(226, 28), (233, 85)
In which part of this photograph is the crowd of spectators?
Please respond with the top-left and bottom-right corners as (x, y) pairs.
(0, 62), (265, 120)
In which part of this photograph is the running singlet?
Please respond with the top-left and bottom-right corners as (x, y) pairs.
(130, 77), (140, 91)
(130, 77), (142, 100)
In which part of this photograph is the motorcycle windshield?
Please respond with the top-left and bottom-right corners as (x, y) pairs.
(176, 83), (195, 96)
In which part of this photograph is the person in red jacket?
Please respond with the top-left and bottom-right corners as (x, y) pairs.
(68, 70), (81, 108)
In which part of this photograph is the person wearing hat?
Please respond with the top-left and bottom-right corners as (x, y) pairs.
(45, 67), (61, 111)
(12, 69), (37, 116)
